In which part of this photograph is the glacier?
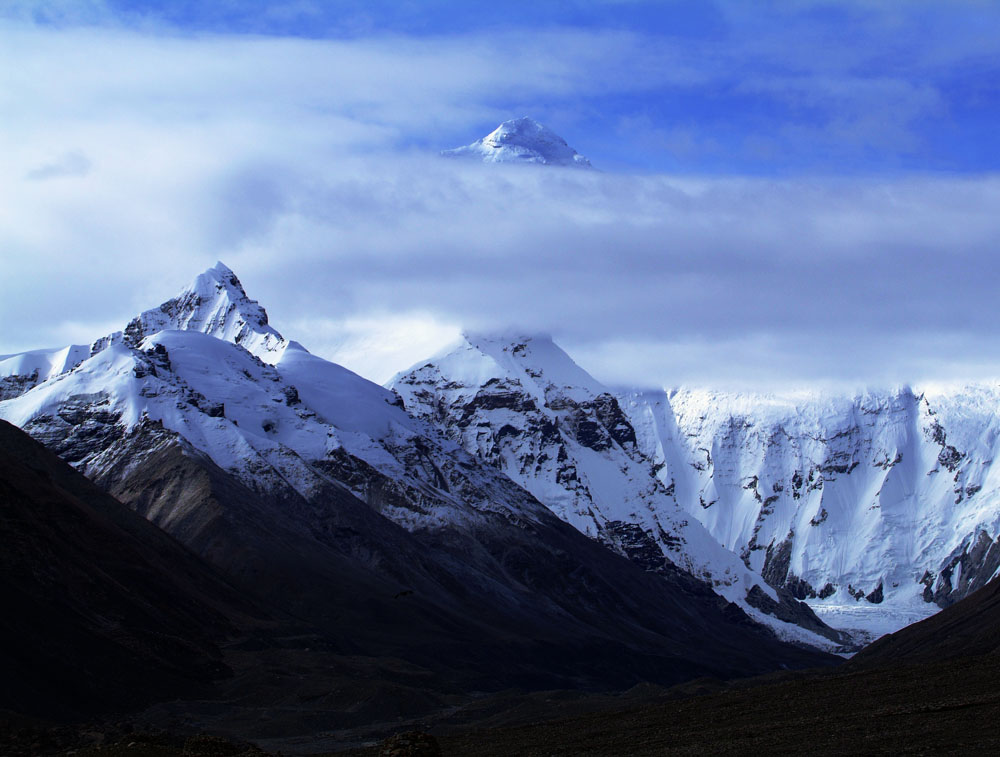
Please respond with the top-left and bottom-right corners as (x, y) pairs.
(622, 384), (1000, 640)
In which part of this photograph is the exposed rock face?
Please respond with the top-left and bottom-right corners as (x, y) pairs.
(921, 530), (1000, 607)
(390, 333), (847, 647)
(0, 369), (39, 400)
(0, 344), (91, 400)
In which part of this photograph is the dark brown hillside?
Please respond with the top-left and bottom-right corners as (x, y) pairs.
(0, 419), (251, 718)
(333, 574), (1000, 755)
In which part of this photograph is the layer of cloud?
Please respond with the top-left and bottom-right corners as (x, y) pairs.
(3, 13), (1000, 389)
(6, 134), (1000, 387)
(6, 1), (1000, 175)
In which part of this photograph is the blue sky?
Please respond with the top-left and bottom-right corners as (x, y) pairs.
(11, 0), (1000, 175)
(3, 1), (1000, 387)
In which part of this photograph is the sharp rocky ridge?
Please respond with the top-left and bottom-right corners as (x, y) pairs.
(101, 260), (291, 362)
(1, 261), (289, 401)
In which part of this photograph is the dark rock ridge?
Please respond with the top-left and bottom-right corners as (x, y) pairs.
(921, 529), (1000, 607)
(0, 370), (40, 401)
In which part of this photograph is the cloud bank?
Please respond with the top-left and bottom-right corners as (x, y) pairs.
(3, 11), (1000, 389)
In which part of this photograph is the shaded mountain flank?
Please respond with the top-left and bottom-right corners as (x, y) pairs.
(0, 419), (243, 719)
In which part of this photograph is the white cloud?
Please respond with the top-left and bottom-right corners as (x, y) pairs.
(286, 313), (462, 385)
(3, 16), (1000, 388)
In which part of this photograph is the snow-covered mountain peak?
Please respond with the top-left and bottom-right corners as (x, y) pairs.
(442, 117), (593, 168)
(399, 331), (606, 407)
(3, 263), (294, 399)
(469, 331), (605, 399)
(108, 262), (291, 364)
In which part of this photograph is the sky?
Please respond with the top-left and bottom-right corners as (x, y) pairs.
(2, 0), (1000, 389)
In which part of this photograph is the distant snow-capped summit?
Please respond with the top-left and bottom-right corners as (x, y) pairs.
(443, 117), (593, 168)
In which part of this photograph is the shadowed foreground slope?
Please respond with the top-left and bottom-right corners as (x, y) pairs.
(337, 574), (1000, 756)
(363, 654), (1000, 756)
(0, 419), (248, 718)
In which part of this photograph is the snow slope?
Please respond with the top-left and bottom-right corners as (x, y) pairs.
(0, 344), (90, 399)
(443, 118), (593, 168)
